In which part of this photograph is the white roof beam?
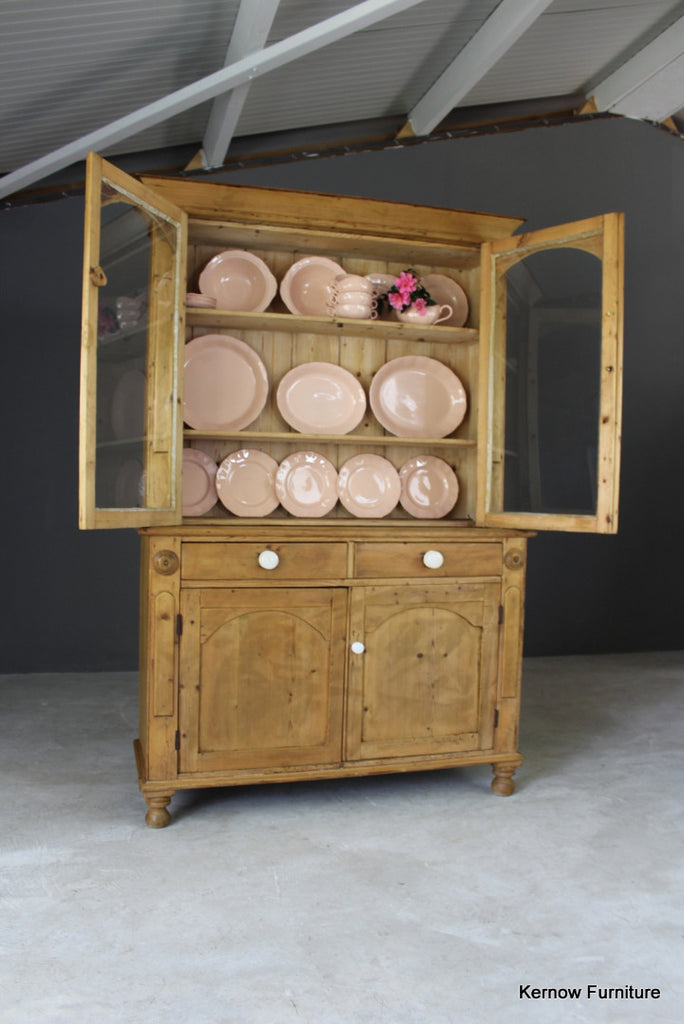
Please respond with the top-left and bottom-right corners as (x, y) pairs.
(0, 0), (430, 200)
(198, 0), (282, 170)
(398, 0), (556, 138)
(590, 14), (684, 122)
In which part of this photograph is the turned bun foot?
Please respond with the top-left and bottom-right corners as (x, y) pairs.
(144, 793), (173, 828)
(491, 762), (517, 796)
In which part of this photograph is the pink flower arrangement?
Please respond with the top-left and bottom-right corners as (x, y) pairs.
(384, 269), (435, 315)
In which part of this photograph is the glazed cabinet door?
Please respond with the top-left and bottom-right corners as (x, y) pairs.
(345, 582), (501, 761)
(478, 213), (623, 533)
(79, 153), (187, 529)
(178, 587), (347, 773)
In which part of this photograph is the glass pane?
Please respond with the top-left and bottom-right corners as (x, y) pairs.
(500, 247), (602, 515)
(94, 182), (179, 511)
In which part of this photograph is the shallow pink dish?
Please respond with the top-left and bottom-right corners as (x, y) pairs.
(216, 449), (279, 517)
(369, 355), (467, 438)
(114, 459), (143, 507)
(186, 292), (217, 309)
(421, 274), (469, 327)
(279, 256), (345, 316)
(111, 368), (145, 440)
(183, 334), (269, 431)
(337, 454), (400, 518)
(276, 362), (366, 434)
(198, 250), (277, 311)
(275, 451), (338, 517)
(399, 455), (459, 518)
(182, 448), (218, 516)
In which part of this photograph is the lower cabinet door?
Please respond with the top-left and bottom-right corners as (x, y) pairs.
(178, 587), (347, 773)
(346, 582), (501, 761)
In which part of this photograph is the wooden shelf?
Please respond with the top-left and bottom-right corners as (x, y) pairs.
(184, 429), (476, 447)
(185, 307), (477, 344)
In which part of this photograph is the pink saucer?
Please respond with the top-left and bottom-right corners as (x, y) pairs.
(186, 292), (217, 308)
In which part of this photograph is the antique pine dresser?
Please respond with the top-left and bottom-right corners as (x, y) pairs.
(79, 154), (623, 826)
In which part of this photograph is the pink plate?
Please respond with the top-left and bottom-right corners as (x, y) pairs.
(280, 256), (344, 316)
(399, 455), (460, 518)
(216, 449), (279, 517)
(421, 274), (469, 327)
(183, 335), (269, 431)
(275, 451), (338, 517)
(277, 362), (366, 434)
(182, 448), (218, 516)
(111, 369), (145, 440)
(114, 459), (143, 507)
(369, 355), (467, 438)
(337, 454), (400, 518)
(198, 249), (277, 311)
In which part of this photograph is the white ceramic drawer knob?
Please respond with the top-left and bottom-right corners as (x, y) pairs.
(258, 550), (279, 570)
(423, 549), (445, 569)
(350, 641), (365, 655)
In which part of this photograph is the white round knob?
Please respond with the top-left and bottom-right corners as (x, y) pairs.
(258, 550), (279, 570)
(350, 641), (365, 655)
(423, 549), (444, 569)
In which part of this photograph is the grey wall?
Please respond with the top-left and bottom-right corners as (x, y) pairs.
(2, 116), (683, 671)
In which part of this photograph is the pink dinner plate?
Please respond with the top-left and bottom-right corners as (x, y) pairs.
(421, 274), (469, 327)
(183, 335), (269, 431)
(198, 249), (277, 311)
(399, 455), (460, 518)
(337, 454), (400, 518)
(111, 368), (145, 439)
(182, 448), (218, 516)
(216, 449), (279, 517)
(279, 256), (345, 316)
(275, 451), (338, 517)
(276, 362), (366, 434)
(114, 459), (143, 507)
(369, 355), (467, 438)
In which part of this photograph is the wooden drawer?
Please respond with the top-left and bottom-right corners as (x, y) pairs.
(353, 542), (502, 579)
(181, 542), (348, 581)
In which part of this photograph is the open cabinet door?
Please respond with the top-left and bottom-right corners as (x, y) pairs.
(79, 153), (187, 529)
(477, 213), (623, 534)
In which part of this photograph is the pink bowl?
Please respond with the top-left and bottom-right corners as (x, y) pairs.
(198, 250), (277, 311)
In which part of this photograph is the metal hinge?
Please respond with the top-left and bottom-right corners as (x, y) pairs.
(493, 709), (499, 729)
(176, 614), (183, 637)
(175, 730), (181, 751)
(498, 605), (504, 625)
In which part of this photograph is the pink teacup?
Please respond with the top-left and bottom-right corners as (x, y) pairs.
(332, 289), (374, 306)
(332, 300), (378, 319)
(333, 303), (376, 319)
(333, 273), (375, 295)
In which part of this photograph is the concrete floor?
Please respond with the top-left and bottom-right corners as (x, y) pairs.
(1, 651), (682, 1024)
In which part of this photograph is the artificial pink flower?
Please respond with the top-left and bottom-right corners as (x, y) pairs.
(412, 297), (427, 314)
(388, 291), (406, 309)
(395, 271), (418, 294)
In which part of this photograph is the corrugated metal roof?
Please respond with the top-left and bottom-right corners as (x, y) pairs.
(1, 0), (683, 199)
